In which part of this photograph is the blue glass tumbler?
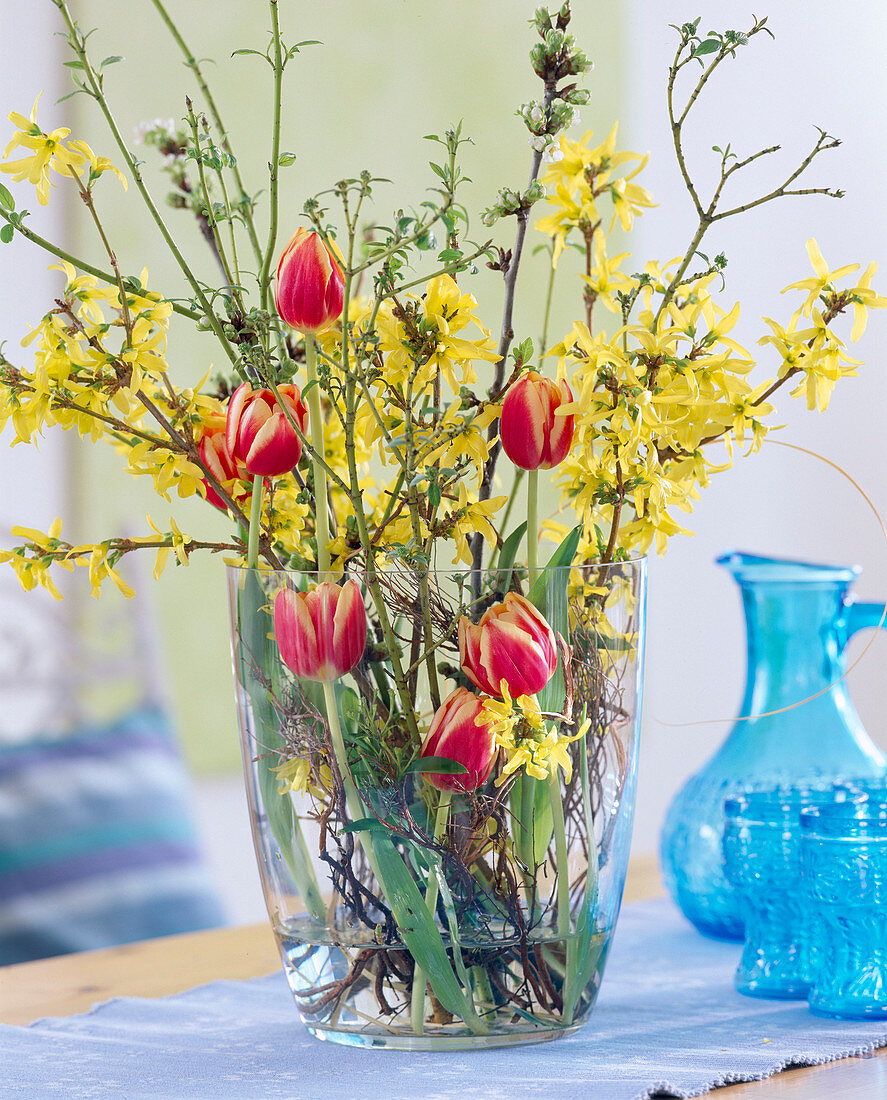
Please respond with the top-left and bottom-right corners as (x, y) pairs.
(723, 789), (833, 999)
(801, 799), (887, 1020)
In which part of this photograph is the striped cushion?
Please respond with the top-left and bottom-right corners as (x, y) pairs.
(0, 705), (224, 964)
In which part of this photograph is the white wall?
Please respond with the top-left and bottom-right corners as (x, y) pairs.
(0, 6), (66, 515)
(0, 4), (72, 736)
(623, 3), (887, 855)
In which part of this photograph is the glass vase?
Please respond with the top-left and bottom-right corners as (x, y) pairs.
(660, 552), (887, 941)
(227, 559), (645, 1050)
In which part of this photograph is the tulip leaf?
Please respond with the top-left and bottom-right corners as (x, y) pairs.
(562, 724), (602, 1024)
(497, 521), (528, 585)
(371, 834), (477, 1022)
(529, 524), (581, 716)
(402, 756), (469, 775)
(234, 571), (325, 921)
(509, 771), (554, 873)
(513, 526), (583, 875)
(340, 817), (390, 835)
(527, 524), (582, 611)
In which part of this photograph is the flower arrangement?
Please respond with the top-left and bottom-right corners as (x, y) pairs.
(0, 3), (883, 1046)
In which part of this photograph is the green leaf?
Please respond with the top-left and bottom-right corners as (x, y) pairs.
(497, 522), (528, 584)
(340, 817), (387, 835)
(372, 834), (475, 1022)
(100, 55), (124, 66)
(562, 725), (600, 1023)
(0, 183), (13, 212)
(234, 571), (325, 921)
(562, 906), (605, 1022)
(438, 248), (462, 263)
(509, 772), (554, 871)
(0, 224), (13, 245)
(529, 525), (582, 728)
(527, 524), (582, 614)
(691, 38), (720, 57)
(510, 525), (584, 881)
(277, 152), (297, 167)
(338, 684), (361, 737)
(402, 756), (468, 775)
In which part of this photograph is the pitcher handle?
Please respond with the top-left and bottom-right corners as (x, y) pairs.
(845, 600), (887, 641)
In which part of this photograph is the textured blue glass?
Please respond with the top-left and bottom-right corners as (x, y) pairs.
(802, 800), (887, 1020)
(661, 552), (887, 941)
(723, 789), (843, 999)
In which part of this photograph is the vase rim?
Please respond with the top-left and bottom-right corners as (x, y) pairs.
(225, 556), (648, 577)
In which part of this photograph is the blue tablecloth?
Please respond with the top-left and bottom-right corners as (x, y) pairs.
(3, 897), (886, 1099)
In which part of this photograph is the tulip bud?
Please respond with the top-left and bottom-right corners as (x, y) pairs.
(420, 687), (498, 792)
(499, 370), (574, 470)
(225, 382), (308, 478)
(274, 579), (367, 683)
(275, 228), (345, 334)
(197, 414), (250, 511)
(458, 591), (557, 699)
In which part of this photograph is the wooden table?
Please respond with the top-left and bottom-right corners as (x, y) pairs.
(1, 855), (884, 1098)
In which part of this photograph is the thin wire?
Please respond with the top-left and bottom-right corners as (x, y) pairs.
(655, 438), (887, 728)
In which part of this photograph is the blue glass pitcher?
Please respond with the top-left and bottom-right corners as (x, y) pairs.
(660, 551), (887, 941)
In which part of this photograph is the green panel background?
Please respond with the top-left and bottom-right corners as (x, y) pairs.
(65, 1), (625, 773)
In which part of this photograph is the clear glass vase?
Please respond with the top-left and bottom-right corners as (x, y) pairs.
(227, 559), (645, 1049)
(660, 552), (887, 942)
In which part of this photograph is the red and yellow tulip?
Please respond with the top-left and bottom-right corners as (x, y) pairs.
(499, 370), (574, 470)
(273, 579), (367, 683)
(458, 591), (557, 698)
(419, 687), (498, 792)
(197, 414), (250, 511)
(225, 382), (308, 478)
(275, 228), (345, 335)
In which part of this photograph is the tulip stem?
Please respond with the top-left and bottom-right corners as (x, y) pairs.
(548, 770), (571, 941)
(321, 680), (387, 894)
(247, 476), (264, 569)
(305, 338), (332, 577)
(410, 789), (452, 1036)
(527, 468), (539, 583)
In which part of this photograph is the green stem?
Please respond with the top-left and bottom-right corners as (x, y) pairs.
(247, 475), (263, 568)
(471, 964), (494, 1008)
(0, 209), (199, 321)
(258, 0), (284, 313)
(578, 722), (598, 916)
(52, 0), (239, 368)
(539, 244), (557, 359)
(148, 0), (263, 268)
(320, 679), (384, 889)
(305, 338), (331, 576)
(548, 770), (570, 941)
(488, 469), (526, 570)
(186, 109), (237, 294)
(338, 277), (420, 743)
(527, 468), (539, 582)
(410, 789), (452, 1036)
(215, 164), (242, 290)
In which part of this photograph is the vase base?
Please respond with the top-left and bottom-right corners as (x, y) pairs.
(304, 1021), (580, 1051)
